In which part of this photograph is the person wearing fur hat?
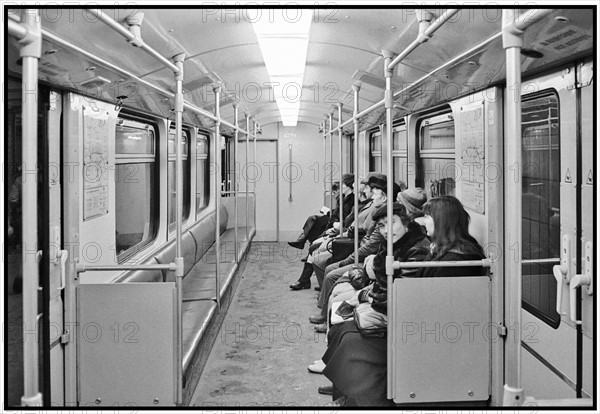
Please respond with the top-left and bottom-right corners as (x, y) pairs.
(318, 202), (430, 405)
(309, 175), (400, 329)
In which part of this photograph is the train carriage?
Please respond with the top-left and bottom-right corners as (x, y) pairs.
(4, 4), (596, 408)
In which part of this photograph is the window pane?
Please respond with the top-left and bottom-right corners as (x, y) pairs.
(168, 159), (190, 227)
(521, 92), (561, 328)
(116, 123), (154, 154)
(196, 134), (210, 214)
(168, 131), (189, 157)
(196, 135), (209, 155)
(393, 156), (408, 187)
(196, 158), (209, 213)
(421, 158), (455, 198)
(371, 131), (382, 151)
(115, 163), (155, 257)
(167, 130), (190, 228)
(393, 127), (407, 151)
(421, 119), (455, 150)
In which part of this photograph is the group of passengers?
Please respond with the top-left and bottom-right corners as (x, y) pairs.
(287, 172), (486, 406)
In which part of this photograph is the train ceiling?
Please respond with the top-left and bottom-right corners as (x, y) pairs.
(7, 7), (594, 135)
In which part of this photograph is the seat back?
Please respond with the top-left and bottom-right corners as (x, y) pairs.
(389, 276), (491, 404)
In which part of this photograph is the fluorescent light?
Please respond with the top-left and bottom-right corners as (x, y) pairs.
(252, 10), (312, 127)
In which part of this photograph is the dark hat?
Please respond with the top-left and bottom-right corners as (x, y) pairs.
(342, 173), (354, 189)
(366, 173), (387, 190)
(397, 187), (427, 217)
(360, 171), (384, 184)
(372, 202), (409, 223)
(368, 176), (401, 200)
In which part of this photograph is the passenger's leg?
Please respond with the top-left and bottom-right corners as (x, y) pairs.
(318, 264), (354, 311)
(312, 249), (332, 291)
(306, 214), (330, 243)
(289, 262), (314, 290)
(289, 214), (320, 249)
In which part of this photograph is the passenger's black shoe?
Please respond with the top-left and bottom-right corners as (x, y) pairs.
(290, 281), (311, 290)
(318, 385), (333, 395)
(301, 256), (307, 262)
(309, 314), (326, 324)
(314, 286), (321, 291)
(288, 240), (305, 249)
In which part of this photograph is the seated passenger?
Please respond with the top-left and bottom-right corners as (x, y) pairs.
(320, 196), (486, 406)
(289, 173), (375, 291)
(288, 181), (341, 250)
(416, 195), (486, 277)
(309, 176), (400, 328)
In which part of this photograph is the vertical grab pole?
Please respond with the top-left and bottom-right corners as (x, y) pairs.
(383, 49), (395, 400)
(20, 8), (42, 407)
(322, 121), (327, 205)
(213, 83), (222, 310)
(253, 122), (258, 232)
(337, 103), (344, 235)
(352, 82), (361, 265)
(245, 115), (250, 241)
(233, 102), (239, 262)
(173, 53), (185, 404)
(502, 9), (524, 406)
(328, 113), (333, 208)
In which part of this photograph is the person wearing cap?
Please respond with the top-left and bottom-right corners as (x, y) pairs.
(309, 175), (401, 329)
(396, 187), (427, 219)
(289, 175), (355, 290)
(318, 202), (430, 405)
(290, 173), (376, 291)
(288, 174), (356, 252)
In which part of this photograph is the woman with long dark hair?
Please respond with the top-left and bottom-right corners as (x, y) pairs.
(418, 195), (485, 277)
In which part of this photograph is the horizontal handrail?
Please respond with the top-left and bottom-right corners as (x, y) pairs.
(521, 258), (560, 264)
(40, 30), (256, 138)
(393, 258), (493, 269)
(8, 18), (28, 39)
(221, 190), (255, 195)
(88, 9), (179, 74)
(77, 263), (177, 273)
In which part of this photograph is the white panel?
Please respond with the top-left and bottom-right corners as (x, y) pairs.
(392, 276), (490, 403)
(77, 283), (176, 406)
(253, 140), (278, 241)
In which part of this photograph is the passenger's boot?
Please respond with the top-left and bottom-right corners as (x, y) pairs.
(288, 233), (307, 249)
(289, 263), (313, 290)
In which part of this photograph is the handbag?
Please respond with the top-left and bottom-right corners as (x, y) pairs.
(353, 302), (387, 337)
(327, 237), (355, 263)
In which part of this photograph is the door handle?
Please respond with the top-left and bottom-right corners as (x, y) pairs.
(552, 234), (571, 315)
(569, 241), (593, 325)
(56, 249), (69, 292)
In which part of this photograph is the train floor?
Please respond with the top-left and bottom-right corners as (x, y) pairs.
(191, 242), (334, 407)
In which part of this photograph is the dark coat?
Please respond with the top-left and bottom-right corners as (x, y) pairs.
(369, 221), (430, 314)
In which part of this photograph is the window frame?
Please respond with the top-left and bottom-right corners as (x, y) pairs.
(520, 89), (561, 329)
(195, 131), (210, 218)
(416, 109), (456, 198)
(114, 115), (159, 263)
(167, 125), (191, 232)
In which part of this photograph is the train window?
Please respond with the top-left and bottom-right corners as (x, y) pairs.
(369, 130), (382, 172)
(115, 118), (158, 261)
(392, 124), (408, 187)
(196, 134), (210, 215)
(167, 129), (190, 230)
(418, 113), (455, 198)
(521, 92), (561, 328)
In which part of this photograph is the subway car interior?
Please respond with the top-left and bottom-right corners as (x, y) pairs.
(3, 4), (597, 409)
